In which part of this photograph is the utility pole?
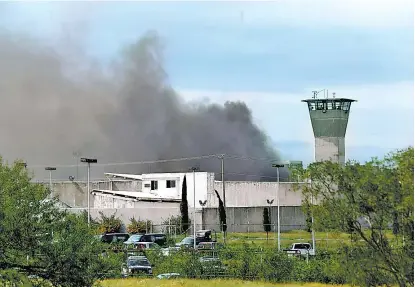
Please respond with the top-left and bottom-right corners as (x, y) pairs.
(190, 167), (199, 250)
(310, 179), (316, 252)
(81, 158), (97, 226)
(272, 162), (288, 251)
(45, 167), (56, 193)
(266, 199), (274, 241)
(220, 154), (226, 207)
(219, 154), (226, 242)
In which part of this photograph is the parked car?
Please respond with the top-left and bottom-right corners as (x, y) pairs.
(100, 233), (130, 244)
(124, 234), (143, 246)
(156, 273), (181, 279)
(176, 236), (199, 248)
(121, 255), (153, 277)
(284, 243), (315, 258)
(196, 229), (217, 243)
(138, 233), (167, 246)
(135, 242), (161, 250)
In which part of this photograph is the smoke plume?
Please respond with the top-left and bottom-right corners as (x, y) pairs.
(0, 30), (287, 181)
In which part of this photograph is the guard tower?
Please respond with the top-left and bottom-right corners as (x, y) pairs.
(302, 90), (356, 165)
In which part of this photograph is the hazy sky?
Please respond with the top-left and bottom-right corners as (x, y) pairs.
(0, 0), (413, 165)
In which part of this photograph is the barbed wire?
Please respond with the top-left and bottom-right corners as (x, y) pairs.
(27, 154), (222, 169)
(34, 170), (305, 182)
(26, 153), (295, 169)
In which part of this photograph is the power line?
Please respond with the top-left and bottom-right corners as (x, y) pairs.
(28, 154), (222, 169)
(27, 154), (289, 170)
(35, 170), (299, 182)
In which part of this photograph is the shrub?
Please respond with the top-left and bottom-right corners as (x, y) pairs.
(97, 212), (122, 234)
(127, 217), (152, 234)
(161, 215), (183, 235)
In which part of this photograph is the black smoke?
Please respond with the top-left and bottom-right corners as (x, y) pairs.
(0, 29), (287, 181)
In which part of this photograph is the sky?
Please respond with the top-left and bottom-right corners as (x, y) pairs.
(0, 0), (413, 165)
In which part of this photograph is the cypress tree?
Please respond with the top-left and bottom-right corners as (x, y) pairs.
(180, 175), (190, 233)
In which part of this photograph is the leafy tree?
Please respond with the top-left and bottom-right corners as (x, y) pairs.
(295, 147), (414, 287)
(127, 217), (152, 234)
(180, 175), (190, 233)
(214, 190), (227, 232)
(262, 207), (271, 242)
(302, 196), (313, 233)
(97, 212), (122, 234)
(0, 158), (121, 287)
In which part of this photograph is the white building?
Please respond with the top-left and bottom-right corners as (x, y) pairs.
(50, 171), (307, 231)
(89, 171), (304, 209)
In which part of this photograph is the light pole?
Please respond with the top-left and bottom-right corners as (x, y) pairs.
(272, 161), (293, 251)
(45, 167), (56, 192)
(81, 157), (97, 226)
(309, 178), (316, 253)
(199, 200), (207, 230)
(190, 167), (199, 250)
(266, 199), (274, 241)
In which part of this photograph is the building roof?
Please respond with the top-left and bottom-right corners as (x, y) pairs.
(301, 98), (356, 103)
(104, 173), (143, 180)
(92, 189), (180, 202)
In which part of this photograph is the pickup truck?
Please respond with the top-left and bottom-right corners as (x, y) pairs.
(284, 243), (315, 257)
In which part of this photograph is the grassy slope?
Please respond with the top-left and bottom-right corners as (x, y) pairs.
(99, 279), (347, 287)
(171, 230), (395, 250)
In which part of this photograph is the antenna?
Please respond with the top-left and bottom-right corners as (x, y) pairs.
(332, 92), (336, 98)
(312, 91), (318, 99)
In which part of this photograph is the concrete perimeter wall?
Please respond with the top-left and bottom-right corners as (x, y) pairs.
(213, 181), (305, 207)
(202, 206), (306, 232)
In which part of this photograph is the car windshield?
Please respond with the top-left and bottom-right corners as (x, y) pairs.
(128, 258), (150, 267)
(181, 237), (193, 244)
(126, 235), (142, 242)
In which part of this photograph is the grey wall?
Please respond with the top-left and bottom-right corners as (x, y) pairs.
(48, 180), (140, 207)
(212, 181), (306, 207)
(202, 206), (306, 232)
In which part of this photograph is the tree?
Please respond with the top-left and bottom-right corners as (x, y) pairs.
(0, 158), (121, 286)
(127, 217), (152, 234)
(97, 212), (123, 234)
(295, 147), (414, 287)
(214, 190), (227, 233)
(180, 175), (190, 233)
(263, 207), (271, 242)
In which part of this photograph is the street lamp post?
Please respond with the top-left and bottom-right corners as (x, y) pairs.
(266, 199), (274, 242)
(81, 158), (97, 226)
(45, 167), (56, 193)
(190, 167), (199, 250)
(199, 200), (207, 230)
(272, 163), (285, 251)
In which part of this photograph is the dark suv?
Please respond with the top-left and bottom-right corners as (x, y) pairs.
(122, 255), (153, 277)
(100, 233), (130, 244)
(138, 233), (167, 246)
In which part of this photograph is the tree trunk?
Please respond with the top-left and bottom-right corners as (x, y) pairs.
(266, 231), (269, 243)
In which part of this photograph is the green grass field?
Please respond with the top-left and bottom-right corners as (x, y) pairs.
(99, 279), (347, 287)
(168, 230), (396, 250)
(169, 230), (353, 250)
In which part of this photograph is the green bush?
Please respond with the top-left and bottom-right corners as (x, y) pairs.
(97, 212), (122, 234)
(127, 217), (152, 234)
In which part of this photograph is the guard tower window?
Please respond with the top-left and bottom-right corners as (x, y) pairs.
(335, 102), (341, 110)
(317, 102), (324, 110)
(342, 102), (351, 111)
(150, 180), (158, 190)
(308, 102), (316, 111)
(327, 102), (333, 110)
